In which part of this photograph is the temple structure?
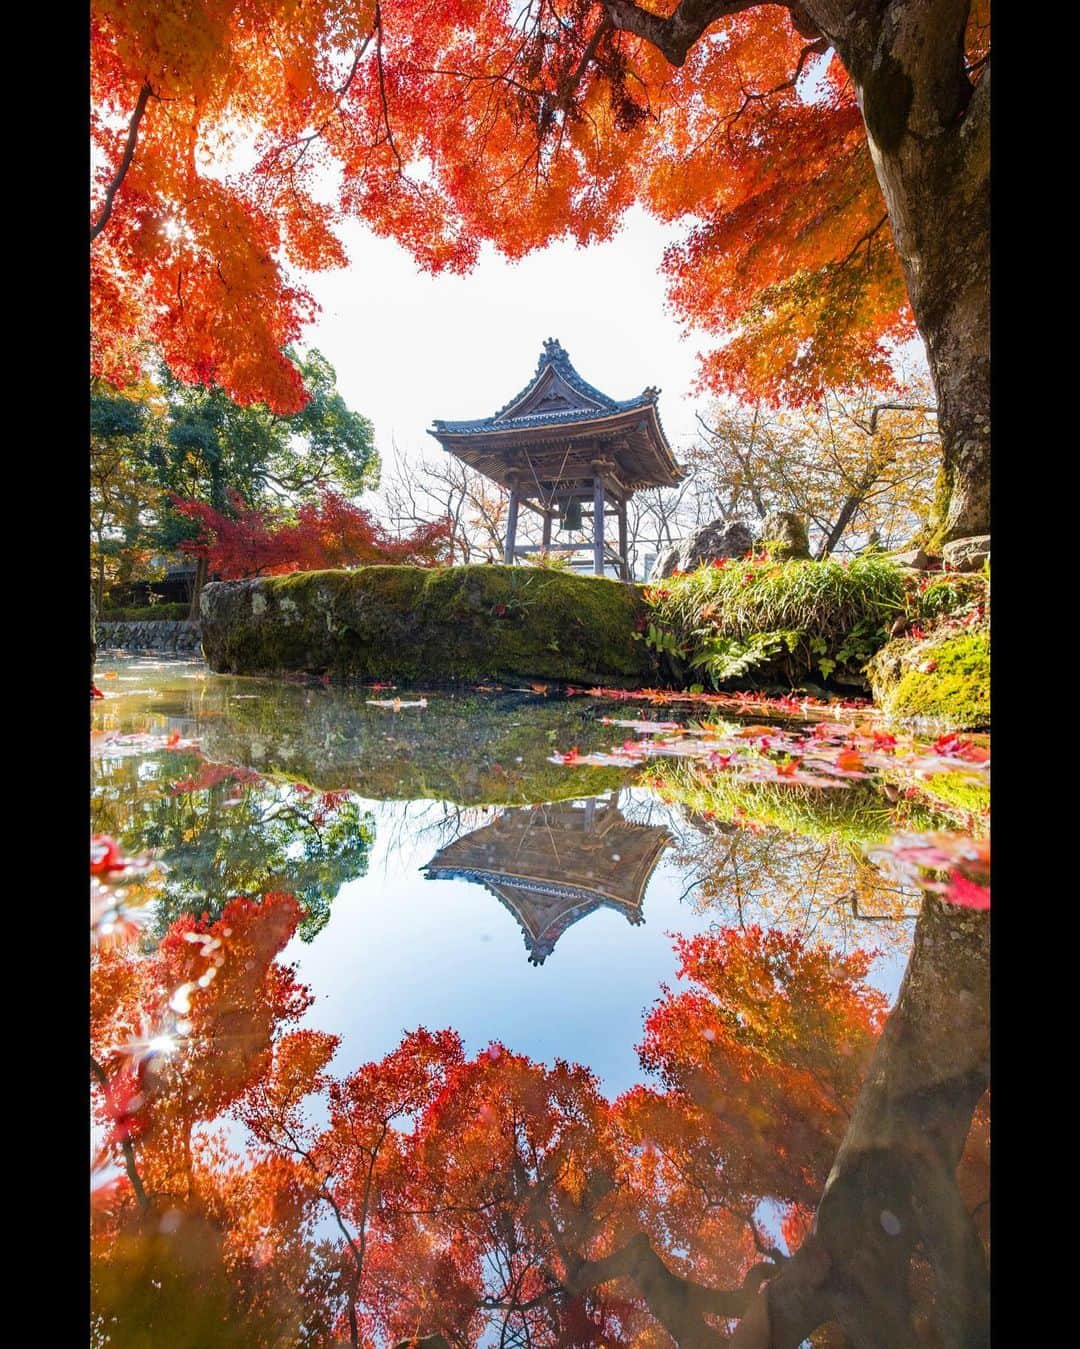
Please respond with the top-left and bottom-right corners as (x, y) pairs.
(429, 339), (682, 578)
(421, 797), (671, 965)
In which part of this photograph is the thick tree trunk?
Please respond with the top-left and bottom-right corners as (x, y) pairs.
(837, 5), (990, 543)
(604, 0), (990, 544)
(731, 896), (990, 1349)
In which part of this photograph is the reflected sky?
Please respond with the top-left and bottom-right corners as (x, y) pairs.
(91, 655), (984, 1348)
(93, 656), (912, 1097)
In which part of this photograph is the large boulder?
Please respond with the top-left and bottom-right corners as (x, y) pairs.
(650, 519), (755, 578)
(199, 564), (657, 687)
(649, 546), (680, 581)
(757, 511), (811, 560)
(942, 535), (990, 573)
(887, 547), (934, 571)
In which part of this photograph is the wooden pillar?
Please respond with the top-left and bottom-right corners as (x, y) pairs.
(504, 473), (520, 565)
(592, 474), (605, 576)
(542, 510), (552, 549)
(618, 497), (630, 581)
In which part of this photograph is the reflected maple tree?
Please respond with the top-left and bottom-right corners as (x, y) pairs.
(672, 814), (923, 951)
(92, 884), (988, 1346)
(91, 889), (320, 1345)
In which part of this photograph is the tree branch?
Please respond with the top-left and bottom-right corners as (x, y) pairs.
(91, 82), (154, 241)
(867, 402), (937, 435)
(602, 0), (765, 67)
(90, 1054), (151, 1212)
(572, 1230), (779, 1342)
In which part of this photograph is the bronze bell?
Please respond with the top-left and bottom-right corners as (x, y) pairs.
(558, 498), (584, 533)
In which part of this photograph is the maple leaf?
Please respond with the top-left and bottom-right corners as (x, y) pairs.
(943, 874), (991, 910)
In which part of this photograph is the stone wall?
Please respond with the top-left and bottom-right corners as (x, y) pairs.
(97, 620), (203, 654)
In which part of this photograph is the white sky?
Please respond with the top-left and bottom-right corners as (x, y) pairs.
(301, 205), (711, 481)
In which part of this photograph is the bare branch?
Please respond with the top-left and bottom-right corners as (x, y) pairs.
(867, 402), (937, 435)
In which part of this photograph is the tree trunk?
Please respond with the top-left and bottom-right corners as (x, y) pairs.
(604, 1), (990, 545)
(818, 471), (877, 559)
(732, 896), (989, 1349)
(837, 6), (989, 544)
(189, 555), (208, 622)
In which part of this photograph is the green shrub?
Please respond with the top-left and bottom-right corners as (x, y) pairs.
(100, 602), (192, 623)
(642, 556), (908, 687)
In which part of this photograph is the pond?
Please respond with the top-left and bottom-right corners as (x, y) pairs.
(91, 654), (989, 1347)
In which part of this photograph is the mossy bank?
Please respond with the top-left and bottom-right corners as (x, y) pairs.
(200, 565), (657, 686)
(868, 626), (989, 731)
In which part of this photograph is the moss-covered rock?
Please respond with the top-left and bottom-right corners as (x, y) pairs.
(757, 511), (811, 561)
(200, 565), (657, 687)
(867, 626), (989, 731)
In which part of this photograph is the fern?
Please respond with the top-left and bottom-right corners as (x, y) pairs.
(690, 632), (787, 684)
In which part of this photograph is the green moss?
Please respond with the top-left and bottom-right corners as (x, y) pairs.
(201, 565), (656, 686)
(914, 466), (952, 553)
(642, 760), (956, 846)
(868, 627), (989, 731)
(915, 770), (991, 819)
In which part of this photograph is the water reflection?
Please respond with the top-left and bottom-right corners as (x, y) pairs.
(90, 657), (989, 1346)
(92, 746), (376, 941)
(422, 797), (670, 963)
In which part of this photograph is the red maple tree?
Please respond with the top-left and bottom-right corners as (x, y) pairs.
(172, 488), (452, 579)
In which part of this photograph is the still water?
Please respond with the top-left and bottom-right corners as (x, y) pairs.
(91, 655), (989, 1347)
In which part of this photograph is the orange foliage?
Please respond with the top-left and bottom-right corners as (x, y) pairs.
(91, 3), (990, 410)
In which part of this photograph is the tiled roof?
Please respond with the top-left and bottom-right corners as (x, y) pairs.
(431, 338), (660, 435)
